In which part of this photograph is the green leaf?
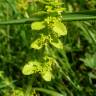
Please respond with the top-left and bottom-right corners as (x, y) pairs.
(83, 54), (96, 69)
(30, 37), (44, 50)
(22, 61), (41, 75)
(52, 20), (67, 36)
(41, 71), (52, 81)
(31, 21), (45, 30)
(50, 39), (63, 49)
(30, 38), (43, 49)
(34, 88), (64, 96)
(30, 35), (47, 50)
(62, 10), (96, 21)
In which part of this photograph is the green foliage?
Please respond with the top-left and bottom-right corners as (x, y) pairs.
(22, 0), (67, 82)
(23, 56), (55, 81)
(0, 0), (96, 96)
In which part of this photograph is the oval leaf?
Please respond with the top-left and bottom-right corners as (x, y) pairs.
(30, 38), (43, 50)
(22, 61), (40, 75)
(41, 71), (52, 81)
(53, 20), (67, 36)
(31, 21), (45, 30)
(30, 35), (47, 50)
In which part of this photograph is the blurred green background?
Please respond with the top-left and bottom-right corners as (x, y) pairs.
(0, 0), (96, 96)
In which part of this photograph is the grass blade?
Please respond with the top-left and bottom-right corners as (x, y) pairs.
(34, 88), (65, 96)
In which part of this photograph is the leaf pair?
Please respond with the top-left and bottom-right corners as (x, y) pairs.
(31, 20), (67, 50)
(31, 20), (67, 37)
(22, 61), (52, 81)
(30, 35), (63, 50)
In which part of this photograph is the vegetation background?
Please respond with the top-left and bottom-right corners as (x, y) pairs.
(0, 0), (96, 96)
